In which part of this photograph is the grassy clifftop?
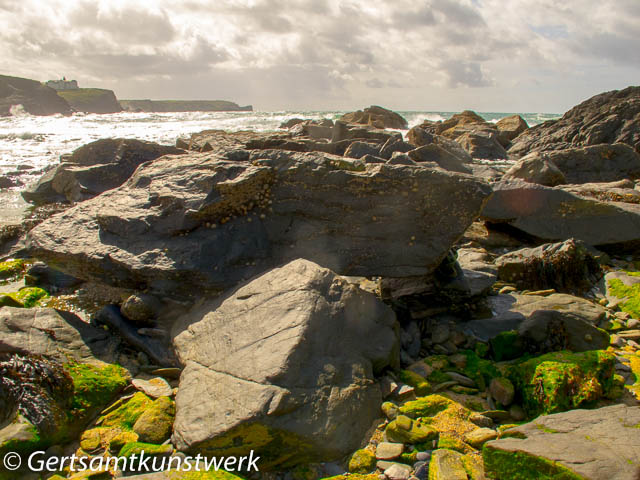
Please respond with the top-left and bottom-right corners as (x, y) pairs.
(57, 88), (122, 114)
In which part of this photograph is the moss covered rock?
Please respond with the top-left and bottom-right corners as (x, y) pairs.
(399, 370), (432, 395)
(428, 448), (468, 480)
(98, 392), (153, 430)
(0, 286), (49, 307)
(400, 395), (478, 438)
(508, 350), (615, 416)
(490, 330), (523, 361)
(66, 362), (130, 422)
(348, 449), (376, 474)
(386, 415), (439, 444)
(0, 259), (25, 280)
(133, 396), (175, 444)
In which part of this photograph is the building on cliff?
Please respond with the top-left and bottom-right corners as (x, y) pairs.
(45, 78), (79, 91)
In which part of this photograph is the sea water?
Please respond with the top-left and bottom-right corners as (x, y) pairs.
(0, 110), (560, 222)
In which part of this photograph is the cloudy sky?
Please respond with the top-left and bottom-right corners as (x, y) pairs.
(0, 0), (638, 112)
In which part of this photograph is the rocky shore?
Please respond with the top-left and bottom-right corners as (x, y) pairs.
(1, 87), (640, 480)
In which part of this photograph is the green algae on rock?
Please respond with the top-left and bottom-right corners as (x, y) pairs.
(0, 259), (25, 280)
(483, 446), (586, 480)
(98, 391), (153, 430)
(66, 362), (129, 421)
(348, 449), (376, 474)
(607, 277), (640, 318)
(385, 415), (439, 444)
(508, 350), (615, 416)
(0, 286), (49, 307)
(133, 396), (175, 444)
(399, 369), (432, 395)
(490, 330), (523, 361)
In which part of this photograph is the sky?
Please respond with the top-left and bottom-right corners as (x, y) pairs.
(0, 0), (639, 113)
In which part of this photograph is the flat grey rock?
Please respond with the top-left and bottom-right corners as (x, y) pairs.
(171, 259), (399, 468)
(485, 404), (640, 480)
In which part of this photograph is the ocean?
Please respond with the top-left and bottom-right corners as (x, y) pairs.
(0, 109), (561, 223)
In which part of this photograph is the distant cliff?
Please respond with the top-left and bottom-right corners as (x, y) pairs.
(120, 99), (253, 113)
(57, 88), (122, 114)
(0, 75), (72, 116)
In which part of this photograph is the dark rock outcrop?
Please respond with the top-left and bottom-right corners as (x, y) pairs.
(339, 105), (408, 130)
(22, 138), (184, 205)
(495, 239), (603, 294)
(509, 86), (640, 156)
(171, 259), (399, 468)
(0, 75), (71, 116)
(57, 88), (122, 114)
(26, 149), (492, 297)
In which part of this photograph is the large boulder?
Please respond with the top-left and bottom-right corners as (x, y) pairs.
(339, 105), (408, 130)
(0, 74), (71, 116)
(57, 88), (122, 114)
(509, 86), (640, 156)
(482, 179), (640, 248)
(26, 149), (492, 297)
(171, 259), (399, 469)
(484, 404), (640, 480)
(22, 138), (184, 205)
